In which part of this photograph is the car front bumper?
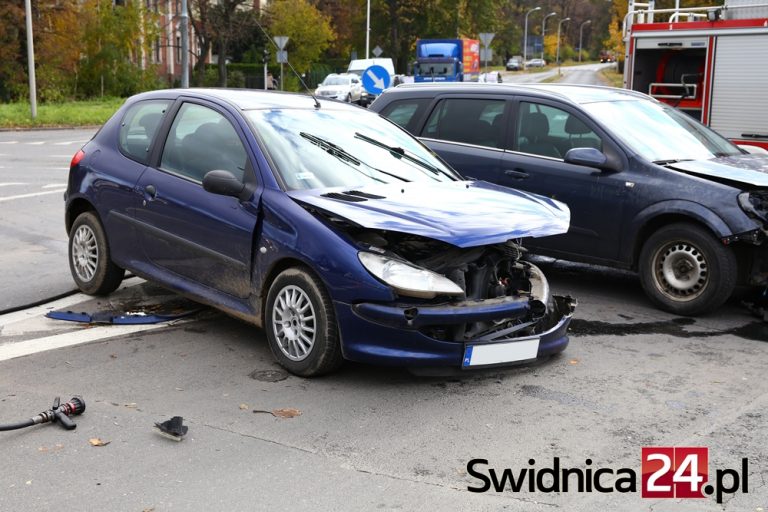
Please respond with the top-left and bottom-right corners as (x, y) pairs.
(334, 295), (576, 368)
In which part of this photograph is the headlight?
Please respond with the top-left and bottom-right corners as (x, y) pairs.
(358, 252), (464, 299)
(738, 191), (768, 222)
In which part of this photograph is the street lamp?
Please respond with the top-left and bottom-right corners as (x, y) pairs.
(556, 17), (571, 75)
(541, 12), (557, 62)
(578, 20), (592, 63)
(523, 6), (541, 70)
(366, 0), (371, 58)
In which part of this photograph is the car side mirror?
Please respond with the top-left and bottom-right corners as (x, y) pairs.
(203, 170), (245, 198)
(564, 147), (615, 171)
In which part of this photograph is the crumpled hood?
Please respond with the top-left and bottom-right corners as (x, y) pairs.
(667, 154), (768, 187)
(288, 180), (570, 248)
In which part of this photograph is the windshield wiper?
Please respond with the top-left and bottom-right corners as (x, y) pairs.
(653, 158), (694, 166)
(354, 132), (453, 181)
(300, 132), (408, 182)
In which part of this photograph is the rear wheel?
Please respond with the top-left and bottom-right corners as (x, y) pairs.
(68, 211), (125, 295)
(638, 223), (737, 315)
(264, 267), (343, 377)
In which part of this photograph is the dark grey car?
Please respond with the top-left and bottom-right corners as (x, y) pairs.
(370, 83), (768, 316)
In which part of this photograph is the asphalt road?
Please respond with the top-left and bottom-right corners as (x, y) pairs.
(0, 128), (98, 310)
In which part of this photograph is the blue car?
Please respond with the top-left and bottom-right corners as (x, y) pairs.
(65, 89), (576, 376)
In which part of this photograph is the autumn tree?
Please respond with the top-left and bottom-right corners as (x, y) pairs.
(267, 0), (335, 89)
(0, 0), (25, 101)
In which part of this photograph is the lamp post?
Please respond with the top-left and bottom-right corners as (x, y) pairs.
(541, 12), (557, 62)
(556, 17), (570, 75)
(578, 20), (591, 63)
(366, 0), (371, 58)
(523, 6), (541, 70)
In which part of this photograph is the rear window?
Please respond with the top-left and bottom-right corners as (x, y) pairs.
(118, 100), (170, 164)
(423, 98), (506, 149)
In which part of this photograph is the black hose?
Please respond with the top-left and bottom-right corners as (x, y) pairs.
(0, 419), (35, 431)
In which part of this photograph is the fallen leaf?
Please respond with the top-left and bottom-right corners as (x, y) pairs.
(142, 508), (155, 512)
(124, 403), (138, 408)
(271, 408), (302, 418)
(174, 387), (184, 391)
(110, 354), (117, 359)
(89, 438), (111, 447)
(568, 359), (579, 365)
(238, 403), (249, 410)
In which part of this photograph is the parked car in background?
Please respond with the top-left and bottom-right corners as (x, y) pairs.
(506, 56), (523, 71)
(65, 88), (576, 376)
(371, 83), (768, 315)
(525, 58), (547, 68)
(347, 58), (396, 106)
(315, 73), (363, 104)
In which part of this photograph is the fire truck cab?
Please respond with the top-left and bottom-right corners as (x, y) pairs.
(623, 0), (768, 151)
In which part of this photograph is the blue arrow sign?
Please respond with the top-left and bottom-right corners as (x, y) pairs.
(362, 65), (391, 95)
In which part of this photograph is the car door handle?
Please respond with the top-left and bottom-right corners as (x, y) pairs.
(504, 169), (529, 179)
(144, 184), (157, 199)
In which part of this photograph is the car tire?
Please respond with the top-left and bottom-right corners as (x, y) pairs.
(265, 267), (343, 377)
(68, 211), (125, 295)
(345, 93), (351, 103)
(638, 222), (737, 315)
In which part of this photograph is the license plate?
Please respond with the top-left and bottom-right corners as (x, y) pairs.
(462, 338), (540, 367)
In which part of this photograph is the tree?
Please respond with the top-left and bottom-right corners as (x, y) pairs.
(0, 0), (25, 101)
(267, 0), (335, 89)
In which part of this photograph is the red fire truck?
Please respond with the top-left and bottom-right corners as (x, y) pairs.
(623, 0), (768, 151)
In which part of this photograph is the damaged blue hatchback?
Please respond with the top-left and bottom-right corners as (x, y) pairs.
(65, 89), (575, 376)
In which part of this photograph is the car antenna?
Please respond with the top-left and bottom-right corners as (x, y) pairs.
(254, 19), (321, 109)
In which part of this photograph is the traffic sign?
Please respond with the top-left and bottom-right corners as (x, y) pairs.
(273, 36), (289, 50)
(276, 51), (288, 64)
(478, 32), (495, 47)
(372, 45), (383, 57)
(362, 65), (391, 95)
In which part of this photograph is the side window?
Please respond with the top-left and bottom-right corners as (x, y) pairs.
(515, 101), (602, 159)
(378, 98), (431, 134)
(160, 103), (248, 183)
(422, 98), (505, 149)
(118, 100), (170, 164)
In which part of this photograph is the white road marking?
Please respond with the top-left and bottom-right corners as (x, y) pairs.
(42, 183), (67, 189)
(54, 140), (87, 146)
(50, 155), (74, 158)
(0, 189), (66, 202)
(0, 323), (168, 362)
(0, 141), (18, 145)
(25, 141), (45, 145)
(0, 182), (27, 187)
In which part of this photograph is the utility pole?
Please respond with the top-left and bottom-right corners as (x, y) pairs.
(556, 17), (570, 75)
(579, 20), (591, 63)
(24, 0), (37, 118)
(523, 7), (541, 70)
(541, 12), (557, 62)
(366, 0), (371, 58)
(180, 0), (189, 87)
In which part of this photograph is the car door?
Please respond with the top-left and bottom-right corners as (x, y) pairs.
(417, 95), (510, 181)
(133, 99), (259, 298)
(501, 99), (629, 264)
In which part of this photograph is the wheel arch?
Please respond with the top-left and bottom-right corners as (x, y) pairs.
(65, 197), (98, 234)
(627, 202), (732, 270)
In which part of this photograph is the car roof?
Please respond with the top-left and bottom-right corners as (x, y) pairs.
(130, 88), (360, 112)
(380, 83), (650, 106)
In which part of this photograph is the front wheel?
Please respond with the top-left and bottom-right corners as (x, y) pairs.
(638, 223), (737, 315)
(68, 211), (125, 295)
(264, 267), (343, 376)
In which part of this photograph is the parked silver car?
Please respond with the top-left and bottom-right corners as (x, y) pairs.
(315, 73), (364, 104)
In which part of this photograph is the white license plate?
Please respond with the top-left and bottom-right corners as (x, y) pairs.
(462, 338), (540, 367)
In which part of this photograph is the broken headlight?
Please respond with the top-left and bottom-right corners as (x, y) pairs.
(738, 191), (768, 223)
(358, 252), (464, 299)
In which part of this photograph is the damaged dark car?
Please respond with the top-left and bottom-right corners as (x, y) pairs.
(64, 89), (576, 376)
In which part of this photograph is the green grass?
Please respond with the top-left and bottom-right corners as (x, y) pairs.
(0, 97), (126, 129)
(599, 66), (624, 88)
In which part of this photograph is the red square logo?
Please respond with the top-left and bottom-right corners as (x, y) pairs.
(642, 447), (708, 499)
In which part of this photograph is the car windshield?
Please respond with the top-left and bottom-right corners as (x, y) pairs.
(582, 99), (742, 163)
(246, 108), (460, 190)
(321, 76), (350, 86)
